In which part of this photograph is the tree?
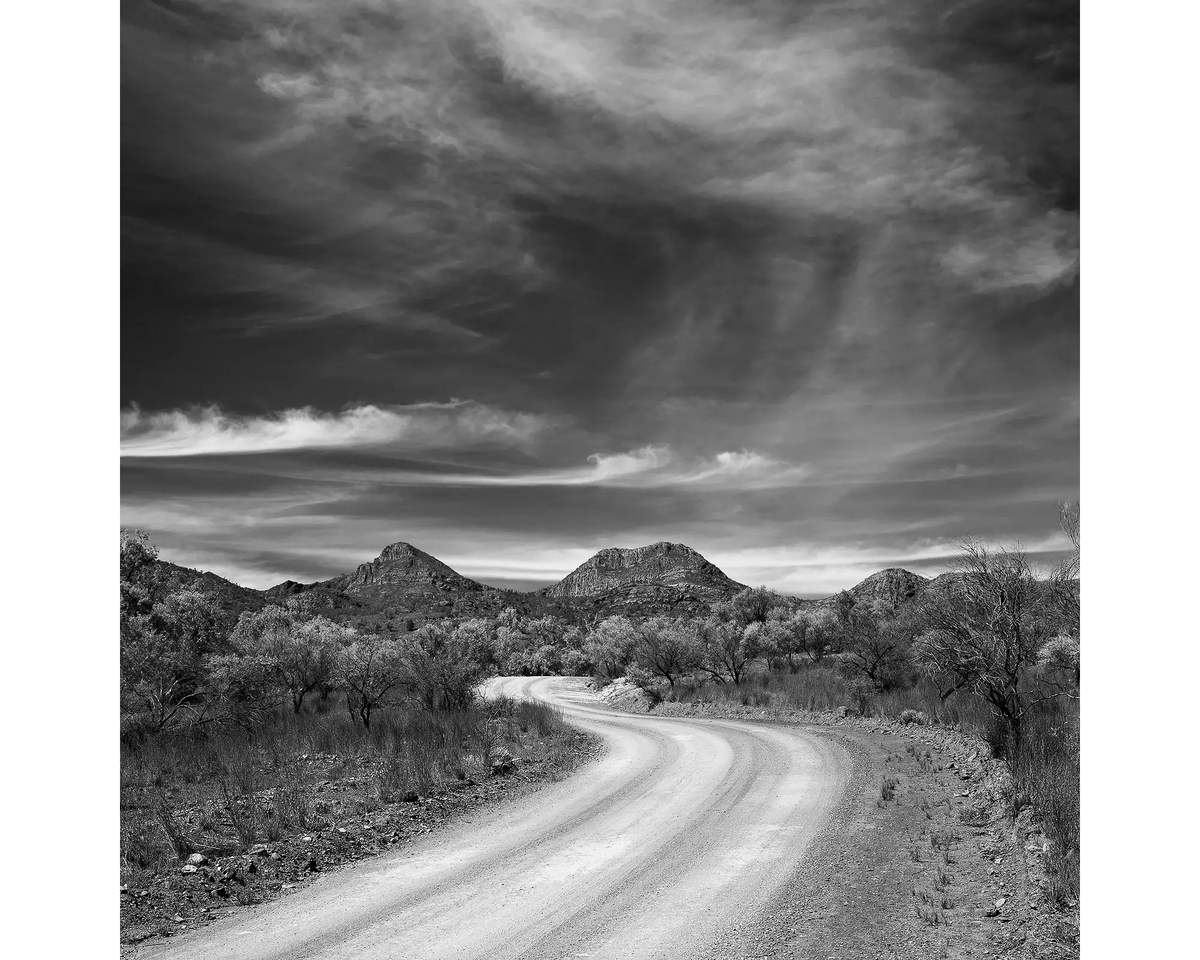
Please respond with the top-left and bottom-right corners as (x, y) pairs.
(399, 623), (486, 711)
(913, 539), (1057, 752)
(120, 588), (231, 736)
(585, 616), (639, 680)
(452, 617), (499, 670)
(797, 607), (841, 663)
(631, 618), (702, 688)
(755, 607), (838, 671)
(337, 632), (406, 728)
(838, 601), (915, 693)
(697, 616), (758, 684)
(228, 606), (344, 714)
(120, 527), (159, 618)
(120, 530), (233, 737)
(723, 586), (786, 626)
(747, 619), (785, 671)
(493, 608), (537, 675)
(834, 589), (857, 632)
(1049, 500), (1080, 638)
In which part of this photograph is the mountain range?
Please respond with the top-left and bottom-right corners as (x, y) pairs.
(151, 539), (931, 627)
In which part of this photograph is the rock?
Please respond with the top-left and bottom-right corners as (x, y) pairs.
(186, 853), (208, 866)
(180, 864), (199, 875)
(995, 897), (1007, 909)
(489, 749), (517, 776)
(836, 706), (848, 718)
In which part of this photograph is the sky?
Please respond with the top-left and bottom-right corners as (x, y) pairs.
(121, 0), (1079, 596)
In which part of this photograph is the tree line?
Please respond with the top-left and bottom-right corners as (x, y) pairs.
(122, 505), (1079, 755)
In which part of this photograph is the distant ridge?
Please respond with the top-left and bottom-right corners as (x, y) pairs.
(156, 538), (941, 626)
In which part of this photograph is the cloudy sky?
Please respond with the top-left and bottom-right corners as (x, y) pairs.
(121, 0), (1078, 596)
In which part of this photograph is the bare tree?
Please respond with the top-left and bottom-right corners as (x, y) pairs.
(1058, 500), (1080, 555)
(337, 632), (407, 728)
(838, 602), (914, 692)
(697, 616), (758, 684)
(632, 618), (702, 688)
(914, 539), (1062, 752)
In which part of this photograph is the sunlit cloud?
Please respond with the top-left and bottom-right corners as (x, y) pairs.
(120, 401), (552, 457)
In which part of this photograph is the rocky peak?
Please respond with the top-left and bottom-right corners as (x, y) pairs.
(328, 541), (484, 597)
(544, 542), (745, 600)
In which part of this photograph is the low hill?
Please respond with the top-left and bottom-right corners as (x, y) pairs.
(540, 542), (747, 616)
(544, 542), (746, 598)
(150, 560), (269, 618)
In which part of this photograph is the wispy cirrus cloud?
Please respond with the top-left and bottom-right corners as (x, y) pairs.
(370, 446), (810, 489)
(120, 400), (552, 457)
(228, 0), (1077, 296)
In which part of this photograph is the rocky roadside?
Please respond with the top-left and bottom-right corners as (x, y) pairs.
(120, 730), (600, 952)
(603, 684), (1079, 959)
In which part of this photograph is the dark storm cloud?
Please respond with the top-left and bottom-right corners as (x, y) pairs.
(121, 0), (1078, 593)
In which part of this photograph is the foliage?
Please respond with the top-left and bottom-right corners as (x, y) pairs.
(227, 605), (348, 714)
(121, 529), (232, 738)
(631, 617), (702, 688)
(585, 616), (640, 680)
(696, 616), (759, 684)
(337, 632), (407, 728)
(400, 622), (487, 711)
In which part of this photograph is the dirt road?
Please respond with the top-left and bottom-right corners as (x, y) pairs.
(140, 676), (852, 960)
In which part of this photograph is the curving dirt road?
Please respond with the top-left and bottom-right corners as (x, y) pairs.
(141, 676), (852, 960)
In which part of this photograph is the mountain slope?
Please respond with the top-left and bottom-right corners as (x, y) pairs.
(810, 567), (929, 613)
(150, 560), (270, 617)
(542, 542), (746, 614)
(314, 541), (487, 602)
